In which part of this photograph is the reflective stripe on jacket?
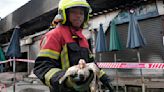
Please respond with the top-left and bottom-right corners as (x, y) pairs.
(34, 25), (91, 92)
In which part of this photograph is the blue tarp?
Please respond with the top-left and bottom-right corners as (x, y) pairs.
(126, 12), (146, 49)
(6, 26), (21, 58)
(95, 24), (107, 52)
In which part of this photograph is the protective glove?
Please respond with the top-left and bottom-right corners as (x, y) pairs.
(100, 74), (115, 92)
(65, 70), (94, 92)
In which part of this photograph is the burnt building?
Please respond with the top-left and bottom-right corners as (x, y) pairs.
(0, 0), (164, 91)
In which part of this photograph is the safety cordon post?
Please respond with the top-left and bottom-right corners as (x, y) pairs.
(1, 59), (164, 69)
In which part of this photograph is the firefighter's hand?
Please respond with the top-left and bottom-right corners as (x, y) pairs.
(100, 74), (115, 92)
(65, 70), (94, 91)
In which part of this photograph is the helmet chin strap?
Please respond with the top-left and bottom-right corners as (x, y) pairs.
(71, 26), (81, 30)
(69, 22), (83, 31)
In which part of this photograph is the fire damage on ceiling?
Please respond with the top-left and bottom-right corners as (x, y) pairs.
(0, 0), (154, 45)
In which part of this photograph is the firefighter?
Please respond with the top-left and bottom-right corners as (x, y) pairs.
(34, 0), (114, 92)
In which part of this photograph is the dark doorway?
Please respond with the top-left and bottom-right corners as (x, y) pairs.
(126, 85), (142, 92)
(146, 88), (164, 92)
(16, 52), (27, 72)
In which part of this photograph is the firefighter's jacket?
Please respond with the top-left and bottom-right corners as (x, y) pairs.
(34, 25), (96, 92)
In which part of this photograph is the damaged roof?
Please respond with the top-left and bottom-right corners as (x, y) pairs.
(0, 0), (153, 44)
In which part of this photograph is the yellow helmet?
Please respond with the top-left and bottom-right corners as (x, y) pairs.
(58, 0), (92, 25)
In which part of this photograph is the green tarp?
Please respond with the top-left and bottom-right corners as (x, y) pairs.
(0, 47), (6, 72)
(109, 20), (122, 51)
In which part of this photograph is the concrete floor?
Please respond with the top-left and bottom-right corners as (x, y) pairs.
(0, 72), (50, 92)
(0, 79), (50, 92)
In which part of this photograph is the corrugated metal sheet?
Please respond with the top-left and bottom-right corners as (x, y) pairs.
(110, 17), (164, 63)
(96, 17), (164, 62)
(98, 17), (164, 77)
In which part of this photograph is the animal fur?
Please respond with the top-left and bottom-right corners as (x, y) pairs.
(59, 59), (103, 92)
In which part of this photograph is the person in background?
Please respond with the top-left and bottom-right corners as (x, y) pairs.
(34, 0), (114, 92)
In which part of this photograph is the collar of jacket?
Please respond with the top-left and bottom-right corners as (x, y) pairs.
(61, 25), (89, 48)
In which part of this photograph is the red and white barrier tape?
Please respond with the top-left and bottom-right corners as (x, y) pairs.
(0, 59), (13, 64)
(0, 59), (35, 64)
(0, 83), (6, 92)
(1, 59), (164, 69)
(97, 62), (164, 69)
(15, 59), (35, 63)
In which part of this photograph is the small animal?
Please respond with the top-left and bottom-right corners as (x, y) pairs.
(59, 59), (103, 92)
